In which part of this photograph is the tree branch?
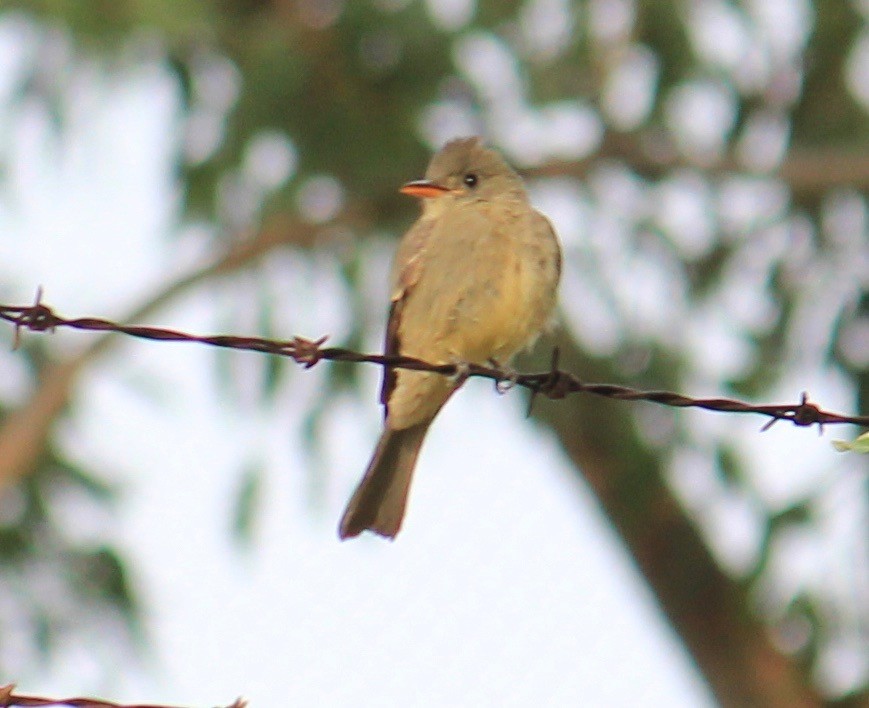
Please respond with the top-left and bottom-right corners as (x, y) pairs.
(0, 215), (317, 493)
(527, 333), (825, 708)
(525, 131), (869, 197)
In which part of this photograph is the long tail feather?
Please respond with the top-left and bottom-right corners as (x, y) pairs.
(338, 422), (430, 540)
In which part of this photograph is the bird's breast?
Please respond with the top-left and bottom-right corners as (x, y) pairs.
(447, 212), (556, 363)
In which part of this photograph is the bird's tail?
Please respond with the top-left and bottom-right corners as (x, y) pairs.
(338, 422), (430, 540)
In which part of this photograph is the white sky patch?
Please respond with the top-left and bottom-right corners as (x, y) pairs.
(263, 249), (359, 346)
(684, 303), (755, 381)
(559, 265), (624, 356)
(665, 79), (738, 162)
(716, 175), (790, 237)
(816, 635), (869, 698)
(586, 161), (649, 226)
(453, 31), (523, 105)
(1, 59), (180, 318)
(737, 109), (791, 171)
(182, 108), (226, 165)
(687, 0), (752, 72)
(584, 208), (635, 279)
(667, 446), (723, 516)
(453, 29), (601, 165)
(295, 175), (345, 224)
(526, 178), (590, 251)
(822, 189), (868, 250)
(700, 488), (765, 575)
(490, 104), (550, 165)
(651, 170), (717, 260)
(739, 365), (858, 510)
(601, 43), (659, 130)
(0, 346), (31, 405)
(716, 264), (780, 336)
(587, 0), (636, 44)
(745, 0), (813, 63)
(0, 13), (37, 104)
(617, 239), (689, 341)
(190, 50), (240, 117)
(519, 0), (575, 61)
(425, 0), (476, 31)
(538, 100), (604, 160)
(757, 525), (826, 615)
(784, 196), (867, 370)
(183, 51), (241, 164)
(243, 130), (298, 191)
(733, 41), (773, 95)
(418, 96), (482, 149)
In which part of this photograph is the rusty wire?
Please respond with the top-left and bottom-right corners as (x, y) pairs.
(1, 295), (867, 430)
(0, 684), (245, 708)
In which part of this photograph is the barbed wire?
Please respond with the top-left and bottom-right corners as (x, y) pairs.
(1, 295), (867, 430)
(0, 684), (245, 708)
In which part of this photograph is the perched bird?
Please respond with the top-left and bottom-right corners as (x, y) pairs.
(338, 137), (561, 540)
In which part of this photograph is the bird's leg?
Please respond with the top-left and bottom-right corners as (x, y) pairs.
(447, 357), (471, 386)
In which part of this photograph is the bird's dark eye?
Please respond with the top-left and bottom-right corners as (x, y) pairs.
(463, 173), (478, 187)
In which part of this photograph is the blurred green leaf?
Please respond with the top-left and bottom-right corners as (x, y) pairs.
(232, 463), (263, 547)
(715, 443), (744, 485)
(771, 504), (813, 528)
(832, 431), (869, 454)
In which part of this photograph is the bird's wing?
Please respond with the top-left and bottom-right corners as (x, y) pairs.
(379, 218), (435, 412)
(531, 209), (562, 282)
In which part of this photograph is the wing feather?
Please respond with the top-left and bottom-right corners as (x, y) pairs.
(379, 219), (434, 414)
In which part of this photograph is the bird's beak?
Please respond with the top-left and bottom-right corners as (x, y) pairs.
(400, 179), (452, 199)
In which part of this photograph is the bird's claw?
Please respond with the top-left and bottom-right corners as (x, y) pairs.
(489, 358), (519, 394)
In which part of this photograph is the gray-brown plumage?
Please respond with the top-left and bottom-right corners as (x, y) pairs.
(339, 137), (561, 540)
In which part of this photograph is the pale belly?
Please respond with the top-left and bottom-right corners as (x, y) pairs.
(446, 247), (555, 365)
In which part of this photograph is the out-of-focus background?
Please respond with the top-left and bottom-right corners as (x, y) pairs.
(0, 1), (866, 706)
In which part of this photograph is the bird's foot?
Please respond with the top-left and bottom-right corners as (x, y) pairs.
(448, 358), (471, 386)
(488, 358), (519, 394)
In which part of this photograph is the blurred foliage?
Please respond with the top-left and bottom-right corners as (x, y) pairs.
(230, 462), (263, 548)
(0, 343), (137, 669)
(833, 430), (869, 454)
(796, 0), (866, 144)
(0, 0), (867, 701)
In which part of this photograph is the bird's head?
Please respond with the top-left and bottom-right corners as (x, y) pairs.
(400, 137), (526, 214)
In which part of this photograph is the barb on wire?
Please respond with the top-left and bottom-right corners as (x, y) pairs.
(1, 297), (867, 430)
(0, 684), (245, 708)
